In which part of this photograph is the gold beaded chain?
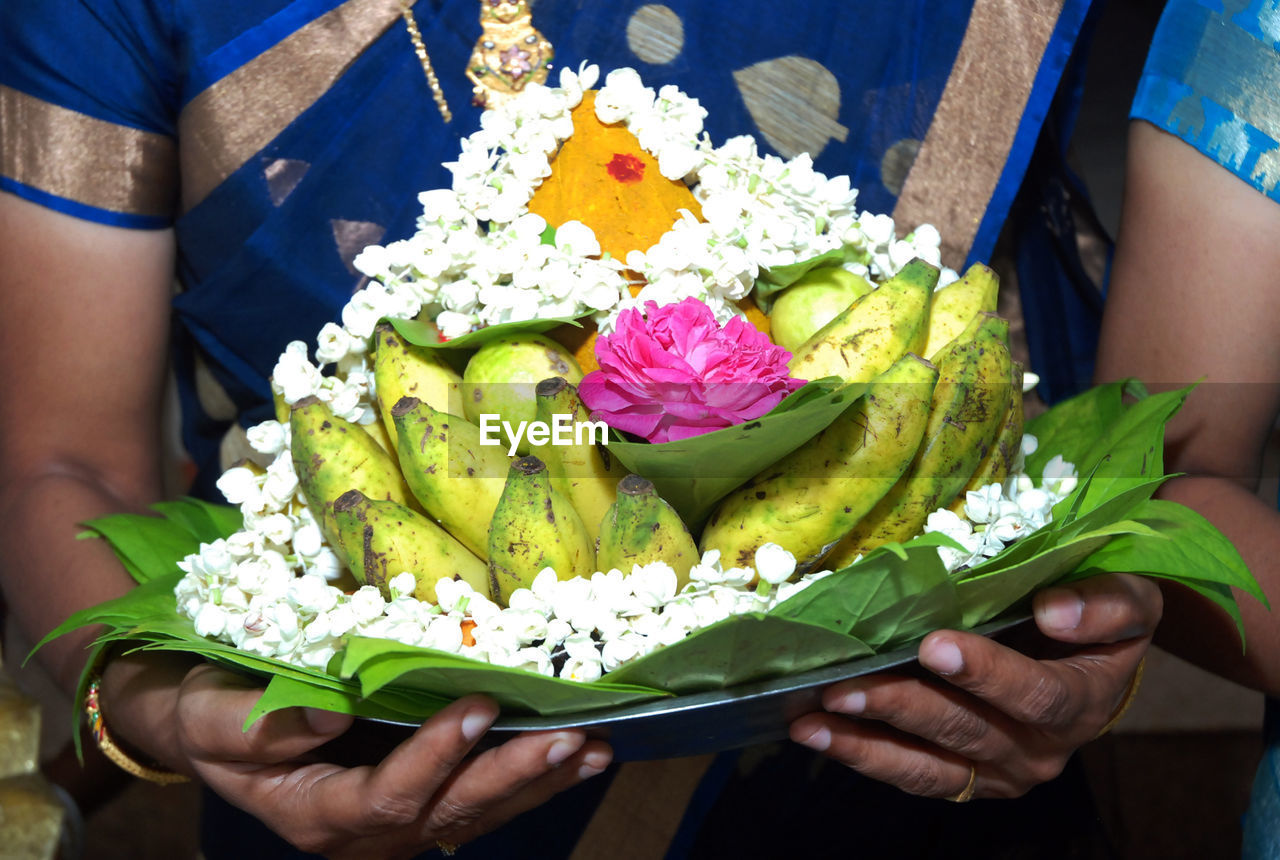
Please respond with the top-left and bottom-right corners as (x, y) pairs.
(399, 0), (453, 123)
(398, 1), (556, 121)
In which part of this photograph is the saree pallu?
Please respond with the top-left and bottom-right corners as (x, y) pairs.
(2, 1), (1110, 856)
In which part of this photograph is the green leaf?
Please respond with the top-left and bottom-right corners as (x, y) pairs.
(752, 250), (850, 311)
(604, 614), (872, 693)
(955, 522), (1157, 626)
(1025, 380), (1131, 478)
(606, 379), (863, 528)
(1067, 498), (1266, 634)
(244, 673), (450, 728)
(338, 637), (669, 716)
(1035, 385), (1191, 516)
(150, 498), (243, 543)
(770, 533), (962, 650)
(390, 315), (583, 350)
(76, 513), (207, 584)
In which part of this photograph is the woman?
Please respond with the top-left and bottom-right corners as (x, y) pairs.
(0, 0), (1158, 855)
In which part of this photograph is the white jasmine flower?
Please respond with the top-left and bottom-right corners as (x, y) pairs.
(753, 543), (797, 585)
(288, 575), (339, 615)
(349, 587), (387, 624)
(217, 466), (262, 507)
(388, 573), (418, 600)
(246, 421), (288, 456)
(193, 603), (229, 638)
(1042, 455), (1079, 497)
(273, 341), (323, 404)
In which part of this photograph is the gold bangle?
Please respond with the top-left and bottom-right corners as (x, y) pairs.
(1094, 657), (1146, 739)
(84, 674), (190, 785)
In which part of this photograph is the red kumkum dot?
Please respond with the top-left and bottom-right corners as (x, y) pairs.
(606, 152), (645, 184)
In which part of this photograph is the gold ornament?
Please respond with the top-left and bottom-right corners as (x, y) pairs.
(466, 1), (554, 110)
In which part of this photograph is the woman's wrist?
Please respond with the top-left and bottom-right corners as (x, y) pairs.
(96, 649), (202, 777)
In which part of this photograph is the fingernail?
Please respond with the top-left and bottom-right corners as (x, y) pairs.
(546, 733), (583, 766)
(1037, 588), (1084, 632)
(832, 690), (866, 715)
(797, 725), (831, 752)
(304, 708), (351, 735)
(578, 749), (611, 779)
(461, 708), (495, 743)
(923, 638), (964, 676)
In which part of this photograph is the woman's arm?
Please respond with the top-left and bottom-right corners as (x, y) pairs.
(0, 192), (611, 855)
(1095, 120), (1280, 693)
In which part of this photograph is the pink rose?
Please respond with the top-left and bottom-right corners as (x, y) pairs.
(579, 298), (806, 443)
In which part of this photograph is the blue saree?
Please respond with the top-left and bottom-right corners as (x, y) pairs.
(2, 1), (1111, 856)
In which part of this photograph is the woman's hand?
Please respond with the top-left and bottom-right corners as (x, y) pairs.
(105, 655), (612, 858)
(789, 573), (1160, 800)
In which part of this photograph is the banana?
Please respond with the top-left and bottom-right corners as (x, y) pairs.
(391, 396), (508, 560)
(922, 262), (1000, 361)
(372, 322), (463, 452)
(597, 474), (699, 587)
(701, 352), (938, 573)
(331, 489), (490, 602)
(787, 258), (937, 384)
(534, 376), (620, 543)
(289, 395), (418, 549)
(948, 359), (1025, 513)
(487, 456), (595, 604)
(824, 313), (1014, 567)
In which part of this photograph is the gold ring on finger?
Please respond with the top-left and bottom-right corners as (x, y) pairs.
(436, 840), (459, 856)
(945, 764), (977, 803)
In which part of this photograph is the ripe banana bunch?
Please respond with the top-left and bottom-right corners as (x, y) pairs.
(488, 455), (595, 604)
(289, 395), (418, 553)
(391, 396), (508, 561)
(824, 311), (1015, 568)
(787, 258), (937, 385)
(701, 351), (939, 573)
(597, 474), (699, 587)
(534, 377), (620, 544)
(372, 322), (463, 451)
(331, 489), (488, 602)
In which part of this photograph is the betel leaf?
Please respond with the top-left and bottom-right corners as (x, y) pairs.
(1025, 380), (1134, 478)
(752, 244), (871, 312)
(955, 521), (1159, 627)
(338, 637), (669, 716)
(76, 512), (210, 585)
(245, 673), (451, 727)
(606, 378), (862, 528)
(604, 614), (872, 693)
(1035, 386), (1190, 518)
(150, 498), (243, 543)
(1067, 498), (1265, 641)
(769, 533), (962, 650)
(390, 315), (583, 351)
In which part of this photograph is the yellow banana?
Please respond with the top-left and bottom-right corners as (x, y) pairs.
(701, 352), (938, 572)
(289, 395), (417, 550)
(948, 359), (1025, 513)
(391, 396), (508, 560)
(597, 474), (699, 587)
(533, 376), (620, 543)
(331, 489), (490, 602)
(787, 258), (937, 384)
(825, 313), (1014, 567)
(373, 323), (464, 452)
(922, 263), (1000, 361)
(488, 456), (595, 604)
